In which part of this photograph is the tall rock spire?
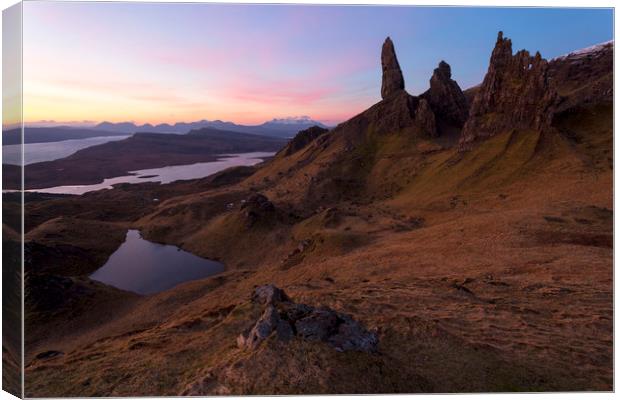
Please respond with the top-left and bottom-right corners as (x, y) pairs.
(381, 37), (405, 99)
(424, 60), (468, 126)
(459, 31), (557, 149)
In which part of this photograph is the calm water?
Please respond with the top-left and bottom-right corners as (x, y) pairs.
(2, 135), (130, 165)
(29, 151), (274, 195)
(90, 230), (224, 295)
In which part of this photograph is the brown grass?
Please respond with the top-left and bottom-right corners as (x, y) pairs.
(23, 105), (612, 395)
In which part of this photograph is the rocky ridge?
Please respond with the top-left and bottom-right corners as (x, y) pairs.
(422, 60), (469, 127)
(548, 40), (613, 112)
(459, 31), (558, 149)
(280, 125), (330, 156)
(337, 37), (446, 139)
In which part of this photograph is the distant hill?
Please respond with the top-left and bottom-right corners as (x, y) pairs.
(93, 117), (328, 138)
(5, 127), (287, 189)
(548, 40), (613, 112)
(2, 127), (128, 145)
(8, 118), (329, 145)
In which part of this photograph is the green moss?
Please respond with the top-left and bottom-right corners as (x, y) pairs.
(552, 103), (613, 170)
(395, 128), (544, 206)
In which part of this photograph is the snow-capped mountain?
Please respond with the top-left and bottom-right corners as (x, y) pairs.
(552, 40), (614, 62)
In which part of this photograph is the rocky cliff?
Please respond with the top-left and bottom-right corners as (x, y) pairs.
(459, 31), (558, 149)
(421, 60), (468, 127)
(328, 37), (438, 141)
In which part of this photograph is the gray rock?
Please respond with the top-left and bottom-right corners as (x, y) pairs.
(237, 305), (281, 350)
(252, 284), (291, 305)
(275, 319), (294, 342)
(240, 285), (379, 353)
(295, 308), (341, 341)
(328, 316), (379, 353)
(282, 302), (313, 321)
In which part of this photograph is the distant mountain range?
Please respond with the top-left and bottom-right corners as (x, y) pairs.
(92, 116), (328, 138)
(3, 117), (329, 146)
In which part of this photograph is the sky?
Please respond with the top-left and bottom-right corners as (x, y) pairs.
(17, 3), (614, 127)
(3, 3), (21, 129)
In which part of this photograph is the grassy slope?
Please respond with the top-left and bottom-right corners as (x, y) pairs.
(23, 105), (612, 395)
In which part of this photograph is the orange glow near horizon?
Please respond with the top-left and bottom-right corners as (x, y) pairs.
(21, 3), (382, 128)
(19, 3), (613, 129)
(21, 72), (360, 126)
(22, 77), (367, 126)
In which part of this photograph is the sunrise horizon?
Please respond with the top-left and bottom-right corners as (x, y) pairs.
(12, 114), (335, 130)
(6, 3), (613, 129)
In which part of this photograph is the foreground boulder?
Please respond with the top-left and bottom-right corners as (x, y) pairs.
(459, 31), (558, 149)
(251, 284), (291, 305)
(237, 285), (378, 353)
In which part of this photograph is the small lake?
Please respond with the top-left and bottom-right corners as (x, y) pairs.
(90, 230), (224, 295)
(28, 151), (274, 195)
(2, 135), (131, 165)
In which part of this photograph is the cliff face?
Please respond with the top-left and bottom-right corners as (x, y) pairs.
(459, 32), (558, 149)
(414, 98), (437, 137)
(422, 61), (468, 127)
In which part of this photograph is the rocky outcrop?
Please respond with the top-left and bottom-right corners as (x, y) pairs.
(324, 37), (435, 138)
(237, 285), (378, 353)
(414, 98), (437, 137)
(330, 90), (438, 141)
(237, 304), (295, 349)
(251, 284), (290, 305)
(240, 194), (275, 228)
(381, 37), (405, 99)
(422, 61), (468, 127)
(548, 40), (613, 112)
(281, 126), (329, 156)
(459, 31), (558, 149)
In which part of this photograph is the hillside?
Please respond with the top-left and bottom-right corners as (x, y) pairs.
(4, 128), (285, 190)
(548, 40), (613, 112)
(18, 34), (613, 395)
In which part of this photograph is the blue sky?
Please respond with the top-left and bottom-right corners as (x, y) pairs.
(23, 3), (613, 125)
